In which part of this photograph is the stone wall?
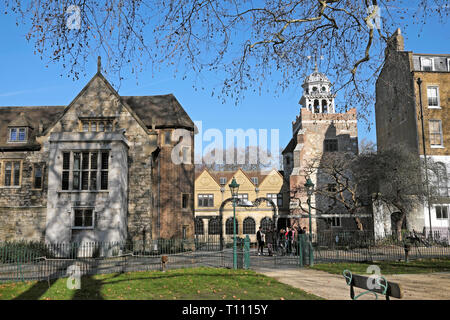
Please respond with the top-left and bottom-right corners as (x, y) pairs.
(0, 207), (46, 241)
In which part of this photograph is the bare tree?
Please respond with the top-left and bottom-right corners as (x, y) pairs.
(289, 144), (431, 236)
(358, 144), (429, 240)
(290, 151), (371, 231)
(3, 1), (448, 113)
(195, 145), (281, 172)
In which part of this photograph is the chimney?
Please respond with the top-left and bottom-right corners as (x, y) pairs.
(386, 28), (404, 56)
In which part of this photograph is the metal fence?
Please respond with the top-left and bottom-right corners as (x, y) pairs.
(1, 231), (449, 283)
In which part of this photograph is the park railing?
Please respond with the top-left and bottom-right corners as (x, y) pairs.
(1, 231), (449, 283)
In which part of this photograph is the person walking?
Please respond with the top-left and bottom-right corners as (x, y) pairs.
(256, 227), (264, 256)
(285, 227), (291, 255)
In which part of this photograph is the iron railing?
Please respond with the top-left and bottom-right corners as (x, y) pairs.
(1, 231), (449, 283)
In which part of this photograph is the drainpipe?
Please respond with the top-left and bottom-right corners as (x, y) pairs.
(417, 78), (433, 240)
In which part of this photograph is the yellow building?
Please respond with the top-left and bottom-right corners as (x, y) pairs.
(194, 168), (290, 243)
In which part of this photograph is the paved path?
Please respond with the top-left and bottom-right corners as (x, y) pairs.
(254, 267), (450, 300)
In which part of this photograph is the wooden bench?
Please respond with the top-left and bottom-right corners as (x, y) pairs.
(343, 270), (403, 300)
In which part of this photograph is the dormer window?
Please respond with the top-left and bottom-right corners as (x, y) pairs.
(251, 177), (258, 185)
(421, 57), (433, 71)
(8, 127), (27, 143)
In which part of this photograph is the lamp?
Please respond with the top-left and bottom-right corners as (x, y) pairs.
(229, 177), (240, 269)
(304, 177), (315, 266)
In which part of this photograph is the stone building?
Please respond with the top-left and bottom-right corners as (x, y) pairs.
(375, 29), (450, 239)
(282, 67), (371, 233)
(0, 59), (195, 243)
(194, 168), (289, 243)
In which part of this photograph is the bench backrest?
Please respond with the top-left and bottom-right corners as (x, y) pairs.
(343, 271), (403, 300)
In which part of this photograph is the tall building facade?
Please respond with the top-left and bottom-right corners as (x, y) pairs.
(375, 29), (450, 238)
(282, 67), (365, 233)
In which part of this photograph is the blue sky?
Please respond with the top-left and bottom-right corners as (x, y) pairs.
(0, 5), (449, 162)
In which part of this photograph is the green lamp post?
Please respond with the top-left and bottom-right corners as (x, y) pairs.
(304, 177), (314, 266)
(229, 177), (240, 269)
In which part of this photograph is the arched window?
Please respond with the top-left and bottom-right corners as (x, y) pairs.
(195, 217), (204, 235)
(243, 217), (256, 234)
(208, 217), (220, 235)
(314, 100), (320, 113)
(322, 100), (328, 113)
(225, 217), (238, 235)
(260, 217), (273, 233)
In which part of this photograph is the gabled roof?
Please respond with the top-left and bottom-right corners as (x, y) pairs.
(0, 72), (194, 149)
(0, 106), (65, 150)
(8, 112), (34, 128)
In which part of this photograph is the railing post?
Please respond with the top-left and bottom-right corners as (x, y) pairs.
(298, 234), (303, 268)
(244, 235), (250, 269)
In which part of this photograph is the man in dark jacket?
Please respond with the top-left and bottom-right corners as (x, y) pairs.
(256, 227), (264, 256)
(265, 228), (274, 256)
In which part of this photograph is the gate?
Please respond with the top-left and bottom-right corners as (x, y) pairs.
(243, 233), (314, 269)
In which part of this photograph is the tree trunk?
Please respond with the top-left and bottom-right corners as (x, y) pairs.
(395, 212), (407, 241)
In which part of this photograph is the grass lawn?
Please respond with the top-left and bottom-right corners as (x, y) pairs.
(309, 258), (450, 275)
(0, 267), (321, 300)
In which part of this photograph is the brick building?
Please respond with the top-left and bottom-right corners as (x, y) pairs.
(375, 29), (450, 239)
(0, 59), (195, 243)
(282, 67), (371, 233)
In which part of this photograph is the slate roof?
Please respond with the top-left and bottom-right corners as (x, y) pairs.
(0, 94), (194, 150)
(0, 106), (65, 150)
(121, 95), (194, 130)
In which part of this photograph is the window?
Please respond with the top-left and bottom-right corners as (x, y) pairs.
(251, 177), (258, 185)
(427, 86), (440, 108)
(73, 208), (94, 229)
(80, 119), (113, 132)
(324, 139), (338, 152)
(433, 163), (448, 197)
(237, 193), (248, 205)
(164, 131), (172, 145)
(182, 226), (188, 239)
(330, 216), (341, 227)
(208, 218), (220, 235)
(219, 177), (227, 185)
(182, 193), (189, 209)
(8, 128), (27, 142)
(182, 147), (190, 163)
(243, 217), (256, 234)
(195, 218), (204, 235)
(33, 164), (44, 189)
(1, 160), (22, 187)
(421, 57), (433, 71)
(435, 206), (448, 220)
(61, 151), (109, 191)
(226, 217), (238, 235)
(260, 217), (273, 232)
(198, 194), (214, 207)
(267, 193), (283, 207)
(237, 194), (248, 200)
(429, 120), (443, 147)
